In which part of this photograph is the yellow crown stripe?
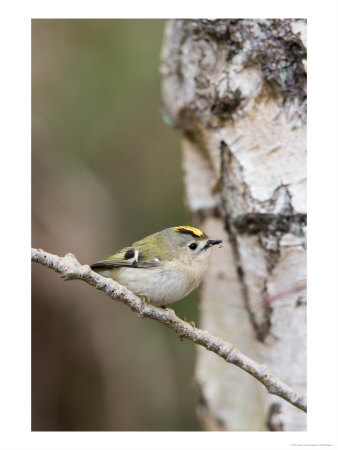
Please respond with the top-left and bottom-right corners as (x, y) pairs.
(174, 226), (204, 237)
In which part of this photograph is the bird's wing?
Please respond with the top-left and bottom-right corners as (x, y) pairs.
(90, 245), (161, 270)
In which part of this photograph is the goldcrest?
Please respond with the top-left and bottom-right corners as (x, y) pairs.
(91, 226), (222, 306)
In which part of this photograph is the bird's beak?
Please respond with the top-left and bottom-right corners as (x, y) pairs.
(206, 239), (223, 247)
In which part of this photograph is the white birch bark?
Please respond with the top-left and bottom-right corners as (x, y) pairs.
(161, 19), (307, 431)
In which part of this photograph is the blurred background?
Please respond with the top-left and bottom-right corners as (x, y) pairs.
(31, 19), (201, 431)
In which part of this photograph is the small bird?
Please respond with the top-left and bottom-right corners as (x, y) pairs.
(91, 225), (222, 306)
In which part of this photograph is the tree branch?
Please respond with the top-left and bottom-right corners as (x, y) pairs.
(31, 247), (307, 413)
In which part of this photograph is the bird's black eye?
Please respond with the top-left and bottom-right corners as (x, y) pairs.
(188, 243), (197, 250)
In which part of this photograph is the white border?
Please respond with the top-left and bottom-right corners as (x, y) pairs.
(1, 1), (338, 449)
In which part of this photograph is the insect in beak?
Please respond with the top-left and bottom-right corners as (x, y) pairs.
(203, 239), (223, 250)
(207, 239), (222, 246)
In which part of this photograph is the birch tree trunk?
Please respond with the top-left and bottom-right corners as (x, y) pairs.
(161, 19), (307, 431)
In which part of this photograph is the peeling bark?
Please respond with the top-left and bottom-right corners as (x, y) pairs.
(161, 19), (307, 431)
